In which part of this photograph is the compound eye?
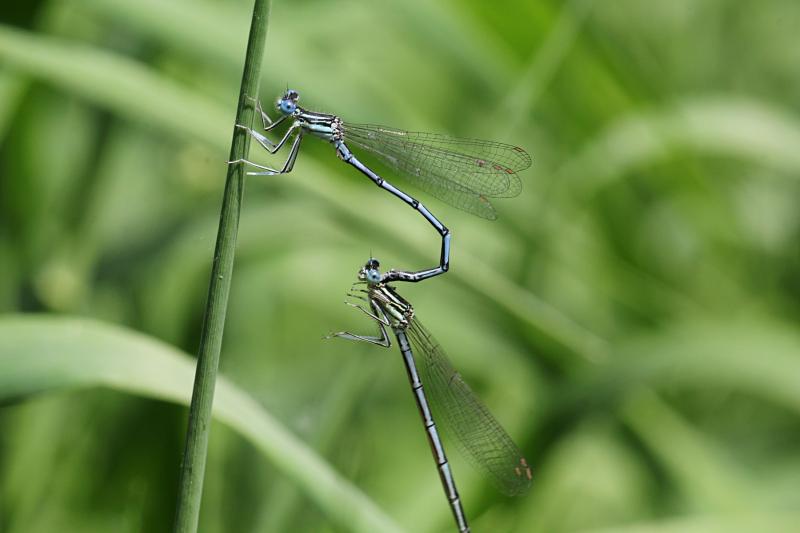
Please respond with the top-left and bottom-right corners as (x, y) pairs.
(366, 270), (381, 283)
(280, 101), (295, 114)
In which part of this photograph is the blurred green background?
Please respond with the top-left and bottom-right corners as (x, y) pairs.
(2, 0), (800, 532)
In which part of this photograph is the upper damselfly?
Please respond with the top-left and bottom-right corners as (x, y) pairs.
(230, 90), (531, 283)
(328, 258), (532, 532)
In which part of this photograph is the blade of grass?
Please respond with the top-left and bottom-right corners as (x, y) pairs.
(173, 1), (271, 532)
(0, 314), (403, 533)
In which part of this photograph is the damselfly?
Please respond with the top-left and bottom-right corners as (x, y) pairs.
(327, 258), (532, 532)
(230, 90), (531, 283)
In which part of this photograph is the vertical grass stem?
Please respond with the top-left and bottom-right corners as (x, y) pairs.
(173, 1), (271, 531)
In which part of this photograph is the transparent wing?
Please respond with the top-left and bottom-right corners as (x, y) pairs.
(405, 318), (532, 496)
(342, 123), (531, 220)
(408, 168), (498, 220)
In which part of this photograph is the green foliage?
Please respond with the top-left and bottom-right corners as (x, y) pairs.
(1, 0), (800, 532)
(0, 315), (402, 533)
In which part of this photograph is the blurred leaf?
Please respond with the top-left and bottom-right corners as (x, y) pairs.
(519, 419), (652, 533)
(0, 23), (230, 146)
(567, 316), (800, 415)
(0, 71), (26, 136)
(0, 314), (403, 533)
(561, 97), (800, 197)
(621, 390), (753, 512)
(577, 512), (800, 533)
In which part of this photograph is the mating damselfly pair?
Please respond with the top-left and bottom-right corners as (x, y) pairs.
(232, 91), (532, 531)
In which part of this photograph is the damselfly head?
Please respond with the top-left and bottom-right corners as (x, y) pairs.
(276, 89), (300, 115)
(359, 258), (382, 285)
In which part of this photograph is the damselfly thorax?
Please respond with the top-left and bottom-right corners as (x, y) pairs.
(368, 283), (414, 330)
(292, 107), (344, 142)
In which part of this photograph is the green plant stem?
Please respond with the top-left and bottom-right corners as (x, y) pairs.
(172, 1), (271, 532)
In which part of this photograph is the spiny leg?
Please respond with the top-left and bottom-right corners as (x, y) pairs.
(327, 328), (390, 347)
(326, 300), (391, 347)
(243, 95), (287, 132)
(254, 97), (275, 130)
(346, 285), (370, 302)
(229, 130), (303, 176)
(343, 300), (389, 325)
(346, 292), (369, 303)
(237, 121), (299, 154)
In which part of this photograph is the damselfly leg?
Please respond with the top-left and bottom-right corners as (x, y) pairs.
(326, 298), (391, 347)
(252, 96), (279, 131)
(228, 124), (303, 176)
(237, 122), (300, 155)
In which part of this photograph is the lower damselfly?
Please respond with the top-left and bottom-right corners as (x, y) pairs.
(327, 258), (532, 532)
(230, 90), (531, 283)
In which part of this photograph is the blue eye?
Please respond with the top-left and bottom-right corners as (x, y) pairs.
(366, 270), (381, 283)
(280, 101), (295, 114)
